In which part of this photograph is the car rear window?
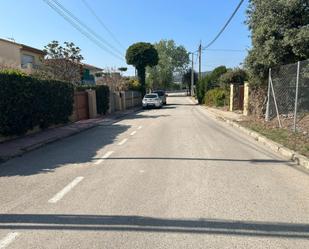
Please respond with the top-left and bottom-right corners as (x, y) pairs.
(145, 94), (157, 98)
(153, 91), (164, 96)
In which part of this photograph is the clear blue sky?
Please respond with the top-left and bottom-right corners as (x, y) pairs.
(1, 0), (251, 75)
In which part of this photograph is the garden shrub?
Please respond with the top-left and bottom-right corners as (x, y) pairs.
(196, 77), (209, 104)
(95, 85), (109, 115)
(0, 72), (74, 136)
(204, 88), (229, 107)
(75, 84), (97, 91)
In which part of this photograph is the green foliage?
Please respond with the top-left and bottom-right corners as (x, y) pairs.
(75, 84), (110, 115)
(195, 66), (228, 104)
(146, 40), (189, 89)
(95, 85), (110, 115)
(208, 66), (228, 88)
(219, 68), (248, 88)
(44, 41), (83, 62)
(0, 72), (74, 136)
(169, 82), (182, 90)
(245, 0), (309, 85)
(127, 78), (140, 91)
(182, 69), (198, 93)
(196, 77), (209, 104)
(126, 42), (159, 69)
(204, 88), (228, 107)
(0, 68), (26, 76)
(38, 41), (84, 84)
(126, 42), (159, 95)
(118, 67), (127, 72)
(75, 84), (97, 91)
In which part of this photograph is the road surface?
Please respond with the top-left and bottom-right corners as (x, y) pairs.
(0, 96), (308, 248)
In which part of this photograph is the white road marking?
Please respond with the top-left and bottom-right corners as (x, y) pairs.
(94, 151), (114, 165)
(130, 131), (137, 136)
(137, 126), (142, 130)
(94, 151), (114, 164)
(118, 138), (128, 146)
(48, 177), (84, 203)
(0, 232), (19, 249)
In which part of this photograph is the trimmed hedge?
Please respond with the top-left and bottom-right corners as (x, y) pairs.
(0, 72), (74, 136)
(76, 84), (110, 115)
(204, 88), (229, 107)
(95, 85), (109, 115)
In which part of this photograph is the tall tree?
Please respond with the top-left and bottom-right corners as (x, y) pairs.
(147, 40), (189, 90)
(219, 68), (248, 88)
(196, 66), (228, 104)
(245, 0), (309, 84)
(126, 42), (158, 95)
(182, 69), (197, 95)
(34, 41), (84, 84)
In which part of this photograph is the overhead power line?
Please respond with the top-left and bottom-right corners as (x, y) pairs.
(81, 0), (125, 49)
(42, 0), (124, 61)
(203, 0), (245, 49)
(51, 0), (124, 57)
(204, 48), (246, 52)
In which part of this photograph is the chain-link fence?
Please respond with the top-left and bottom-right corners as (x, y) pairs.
(266, 59), (309, 135)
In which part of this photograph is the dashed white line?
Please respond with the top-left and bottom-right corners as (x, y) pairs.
(0, 232), (19, 249)
(137, 126), (142, 130)
(130, 131), (137, 136)
(48, 176), (84, 204)
(94, 151), (114, 165)
(118, 138), (128, 146)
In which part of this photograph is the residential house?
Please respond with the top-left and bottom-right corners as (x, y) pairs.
(0, 38), (45, 71)
(81, 63), (103, 85)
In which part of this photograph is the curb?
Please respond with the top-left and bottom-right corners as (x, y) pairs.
(205, 107), (309, 171)
(0, 107), (141, 164)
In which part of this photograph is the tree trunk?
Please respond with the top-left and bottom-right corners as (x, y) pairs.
(137, 67), (146, 96)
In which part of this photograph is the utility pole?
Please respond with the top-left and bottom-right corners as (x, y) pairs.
(198, 41), (202, 81)
(191, 52), (194, 96)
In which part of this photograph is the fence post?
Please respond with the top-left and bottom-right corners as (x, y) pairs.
(293, 61), (300, 132)
(132, 91), (134, 108)
(229, 84), (234, 111)
(86, 89), (97, 118)
(243, 82), (249, 116)
(122, 91), (126, 111)
(265, 68), (271, 121)
(269, 71), (282, 128)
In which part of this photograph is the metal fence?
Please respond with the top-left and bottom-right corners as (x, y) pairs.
(265, 59), (309, 133)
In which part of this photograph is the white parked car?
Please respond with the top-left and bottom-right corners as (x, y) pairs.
(142, 93), (162, 109)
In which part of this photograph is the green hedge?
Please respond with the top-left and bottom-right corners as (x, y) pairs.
(204, 88), (229, 107)
(196, 78), (209, 104)
(0, 72), (74, 136)
(75, 84), (110, 115)
(95, 85), (109, 115)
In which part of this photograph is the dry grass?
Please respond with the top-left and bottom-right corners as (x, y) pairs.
(238, 116), (309, 157)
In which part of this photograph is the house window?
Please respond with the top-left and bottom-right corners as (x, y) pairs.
(21, 54), (34, 68)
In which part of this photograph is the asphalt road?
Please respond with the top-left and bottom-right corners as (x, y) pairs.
(0, 96), (308, 249)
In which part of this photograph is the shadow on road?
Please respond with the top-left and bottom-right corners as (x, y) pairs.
(0, 109), (171, 178)
(0, 123), (130, 177)
(93, 157), (291, 164)
(0, 214), (308, 239)
(165, 103), (196, 106)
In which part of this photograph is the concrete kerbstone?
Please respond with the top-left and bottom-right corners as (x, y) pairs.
(278, 147), (295, 160)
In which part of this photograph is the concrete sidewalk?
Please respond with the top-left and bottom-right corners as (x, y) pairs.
(205, 106), (244, 121)
(0, 107), (141, 163)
